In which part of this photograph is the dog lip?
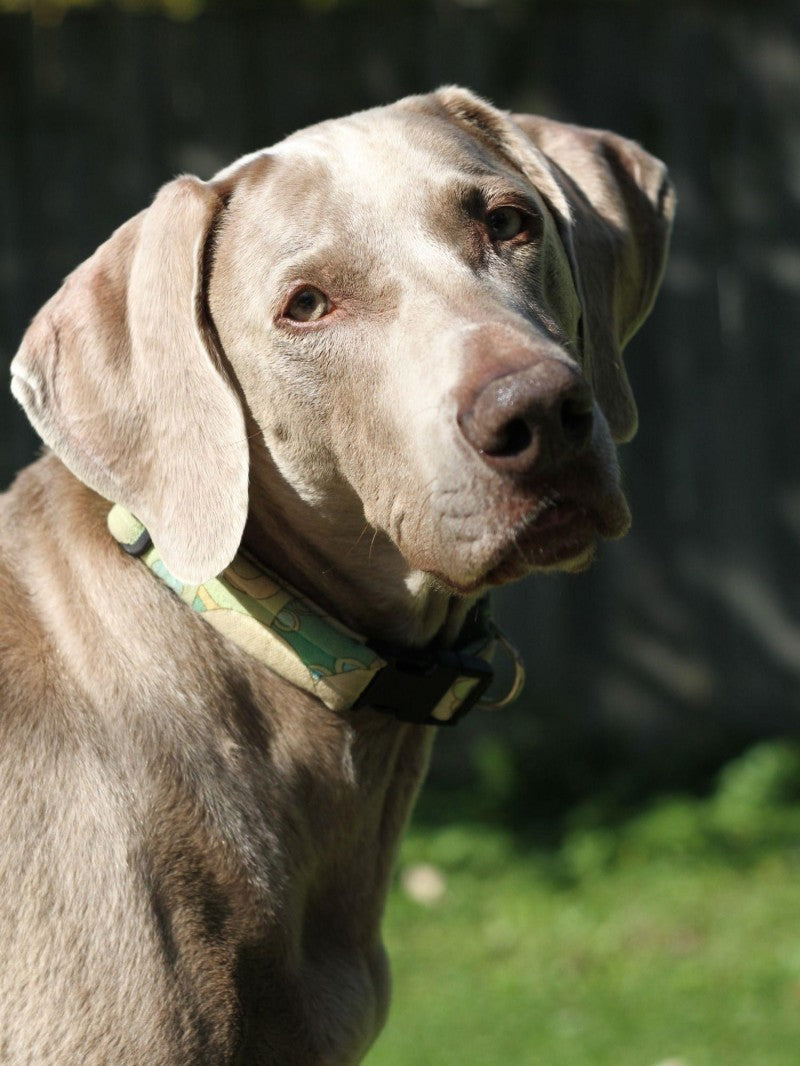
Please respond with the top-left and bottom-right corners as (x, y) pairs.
(524, 499), (582, 533)
(512, 502), (595, 559)
(481, 489), (630, 587)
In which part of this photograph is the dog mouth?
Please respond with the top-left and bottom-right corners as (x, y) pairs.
(483, 499), (601, 585)
(422, 472), (631, 593)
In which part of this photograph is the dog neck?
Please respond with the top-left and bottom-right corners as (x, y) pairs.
(242, 451), (476, 650)
(108, 500), (499, 726)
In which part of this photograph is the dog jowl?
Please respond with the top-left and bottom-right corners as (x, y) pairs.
(3, 88), (673, 1064)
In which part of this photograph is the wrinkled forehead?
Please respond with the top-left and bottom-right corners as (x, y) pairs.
(282, 106), (526, 198)
(218, 104), (547, 243)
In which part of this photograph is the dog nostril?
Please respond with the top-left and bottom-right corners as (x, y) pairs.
(485, 417), (533, 458)
(560, 397), (593, 448)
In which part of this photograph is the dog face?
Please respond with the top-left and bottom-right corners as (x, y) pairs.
(11, 88), (674, 597)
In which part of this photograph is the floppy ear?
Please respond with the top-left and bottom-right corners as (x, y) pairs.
(511, 114), (675, 442)
(10, 176), (249, 583)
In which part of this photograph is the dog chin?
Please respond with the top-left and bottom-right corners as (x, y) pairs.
(423, 538), (597, 596)
(483, 537), (597, 587)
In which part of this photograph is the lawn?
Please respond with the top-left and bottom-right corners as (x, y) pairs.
(366, 741), (800, 1066)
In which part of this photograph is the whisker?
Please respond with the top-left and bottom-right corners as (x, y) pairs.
(343, 523), (371, 560)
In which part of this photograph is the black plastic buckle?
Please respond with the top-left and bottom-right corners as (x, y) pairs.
(353, 645), (494, 726)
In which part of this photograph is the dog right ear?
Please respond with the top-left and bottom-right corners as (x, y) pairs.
(11, 176), (250, 584)
(511, 113), (675, 443)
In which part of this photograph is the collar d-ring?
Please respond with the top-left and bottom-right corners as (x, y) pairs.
(477, 627), (526, 710)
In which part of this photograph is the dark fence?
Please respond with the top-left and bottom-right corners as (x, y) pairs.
(2, 1), (798, 812)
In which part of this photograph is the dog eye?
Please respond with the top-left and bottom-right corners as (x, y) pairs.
(284, 287), (331, 322)
(486, 206), (526, 242)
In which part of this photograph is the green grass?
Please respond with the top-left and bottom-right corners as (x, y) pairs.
(365, 741), (800, 1066)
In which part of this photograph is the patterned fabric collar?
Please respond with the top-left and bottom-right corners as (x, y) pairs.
(107, 505), (519, 726)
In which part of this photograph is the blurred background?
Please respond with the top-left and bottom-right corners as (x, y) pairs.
(2, 1), (799, 1063)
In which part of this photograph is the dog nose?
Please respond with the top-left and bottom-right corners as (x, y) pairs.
(457, 361), (594, 475)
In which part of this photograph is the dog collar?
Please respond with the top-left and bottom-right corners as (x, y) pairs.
(107, 505), (524, 726)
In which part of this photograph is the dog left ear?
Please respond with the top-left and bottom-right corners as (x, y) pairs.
(11, 177), (250, 583)
(511, 113), (676, 442)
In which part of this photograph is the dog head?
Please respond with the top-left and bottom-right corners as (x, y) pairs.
(11, 88), (674, 601)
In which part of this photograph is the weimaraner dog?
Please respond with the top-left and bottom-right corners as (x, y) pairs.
(2, 87), (674, 1064)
